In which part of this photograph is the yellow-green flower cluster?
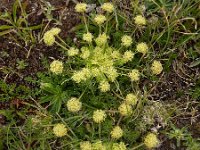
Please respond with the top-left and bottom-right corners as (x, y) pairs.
(81, 140), (114, 150)
(53, 123), (67, 137)
(121, 35), (133, 47)
(144, 133), (160, 149)
(72, 68), (91, 83)
(151, 60), (163, 75)
(43, 28), (61, 46)
(111, 50), (121, 59)
(71, 46), (122, 91)
(80, 141), (92, 150)
(136, 42), (148, 55)
(62, 2), (159, 94)
(92, 140), (106, 150)
(80, 47), (90, 59)
(50, 60), (63, 74)
(80, 141), (127, 150)
(112, 142), (127, 150)
(125, 93), (138, 105)
(95, 33), (109, 46)
(118, 103), (133, 116)
(123, 51), (134, 63)
(101, 2), (114, 13)
(49, 28), (61, 35)
(75, 3), (87, 13)
(68, 47), (79, 56)
(94, 15), (107, 25)
(99, 80), (110, 92)
(71, 34), (137, 92)
(66, 97), (82, 112)
(134, 15), (146, 25)
(83, 32), (93, 43)
(93, 110), (107, 123)
(128, 69), (140, 81)
(110, 126), (123, 139)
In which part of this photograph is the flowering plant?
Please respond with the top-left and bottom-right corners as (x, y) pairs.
(40, 2), (164, 149)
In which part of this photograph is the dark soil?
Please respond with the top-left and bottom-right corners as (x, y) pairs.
(0, 0), (80, 126)
(152, 53), (200, 150)
(0, 0), (80, 84)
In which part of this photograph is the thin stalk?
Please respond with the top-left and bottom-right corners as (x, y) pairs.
(117, 116), (123, 126)
(39, 20), (50, 43)
(56, 113), (78, 139)
(57, 35), (70, 48)
(82, 13), (88, 32)
(98, 123), (101, 139)
(99, 25), (102, 34)
(55, 41), (69, 51)
(131, 143), (144, 150)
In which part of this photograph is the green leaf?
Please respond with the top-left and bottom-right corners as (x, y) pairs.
(40, 95), (53, 104)
(20, 24), (43, 30)
(0, 29), (13, 36)
(16, 17), (27, 27)
(13, 0), (19, 23)
(0, 25), (13, 30)
(189, 59), (200, 67)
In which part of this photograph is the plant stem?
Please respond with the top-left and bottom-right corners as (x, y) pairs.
(98, 123), (101, 139)
(82, 13), (88, 32)
(57, 35), (70, 48)
(131, 143), (144, 150)
(55, 41), (69, 51)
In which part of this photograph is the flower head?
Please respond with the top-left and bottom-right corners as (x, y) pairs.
(80, 47), (90, 59)
(82, 68), (91, 78)
(66, 97), (82, 112)
(49, 27), (61, 35)
(101, 3), (114, 13)
(95, 33), (108, 46)
(75, 3), (87, 13)
(99, 81), (110, 92)
(50, 60), (63, 74)
(121, 35), (132, 47)
(83, 32), (93, 43)
(43, 31), (55, 46)
(123, 51), (134, 62)
(53, 123), (67, 137)
(112, 142), (127, 150)
(91, 67), (101, 77)
(128, 69), (140, 81)
(72, 68), (91, 83)
(94, 15), (106, 25)
(118, 103), (133, 116)
(106, 67), (118, 82)
(72, 70), (86, 83)
(80, 141), (92, 150)
(134, 15), (146, 25)
(68, 47), (79, 56)
(125, 93), (138, 105)
(151, 60), (163, 75)
(43, 28), (61, 46)
(92, 140), (106, 150)
(93, 110), (107, 123)
(111, 50), (121, 59)
(136, 42), (148, 55)
(110, 126), (123, 139)
(72, 71), (85, 83)
(144, 133), (160, 149)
